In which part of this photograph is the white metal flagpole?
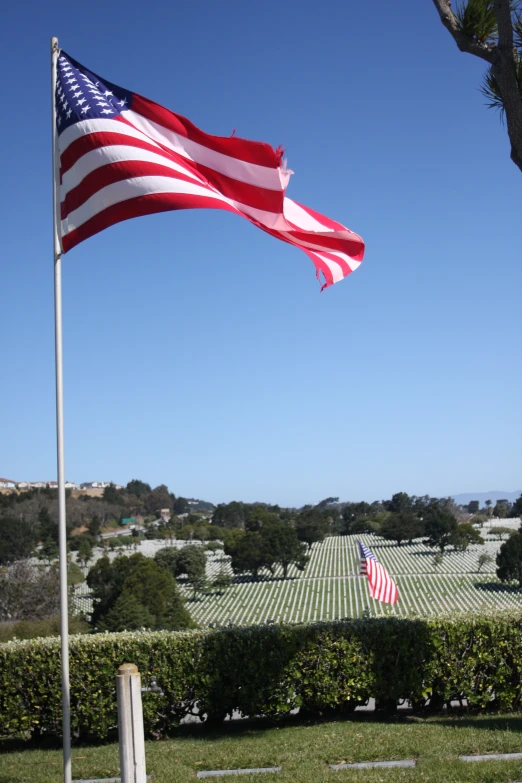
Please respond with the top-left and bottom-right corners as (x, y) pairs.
(51, 35), (72, 783)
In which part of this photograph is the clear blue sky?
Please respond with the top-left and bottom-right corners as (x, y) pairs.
(1, 1), (520, 506)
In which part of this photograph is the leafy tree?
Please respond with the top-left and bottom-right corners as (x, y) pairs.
(87, 553), (145, 626)
(512, 493), (522, 517)
(89, 514), (102, 537)
(385, 492), (414, 514)
(211, 567), (231, 595)
(497, 530), (522, 585)
(67, 561), (85, 586)
(485, 499), (493, 513)
(433, 552), (444, 570)
(122, 559), (193, 629)
(477, 552), (495, 572)
(0, 516), (36, 564)
(424, 504), (458, 553)
(467, 500), (480, 514)
(262, 523), (309, 578)
(38, 507), (58, 544)
(488, 525), (515, 540)
(494, 499), (512, 518)
(432, 0), (522, 173)
(212, 501), (246, 529)
(380, 512), (425, 546)
(175, 545), (206, 579)
(97, 592), (156, 632)
(172, 496), (189, 515)
(451, 522), (484, 551)
(471, 514), (489, 527)
(39, 538), (59, 564)
(226, 531), (271, 577)
(126, 479), (152, 498)
(102, 483), (122, 504)
(295, 510), (329, 550)
(77, 536), (94, 567)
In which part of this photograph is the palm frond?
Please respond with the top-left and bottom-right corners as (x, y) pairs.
(455, 0), (498, 43)
(481, 57), (522, 115)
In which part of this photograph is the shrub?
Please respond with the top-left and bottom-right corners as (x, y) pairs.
(2, 614), (522, 740)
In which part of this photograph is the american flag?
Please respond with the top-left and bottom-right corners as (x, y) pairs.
(55, 51), (365, 289)
(358, 542), (399, 604)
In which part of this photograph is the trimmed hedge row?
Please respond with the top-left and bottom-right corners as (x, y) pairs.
(1, 614), (522, 739)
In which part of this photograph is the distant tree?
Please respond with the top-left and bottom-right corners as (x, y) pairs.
(494, 500), (512, 518)
(485, 499), (493, 514)
(385, 492), (414, 514)
(211, 566), (231, 595)
(262, 523), (309, 578)
(122, 559), (193, 629)
(316, 497), (340, 509)
(76, 535), (94, 567)
(513, 493), (522, 518)
(212, 501), (246, 529)
(126, 479), (152, 498)
(380, 512), (425, 546)
(451, 523), (484, 551)
(467, 500), (480, 514)
(172, 496), (189, 515)
(226, 531), (270, 578)
(488, 526), (515, 541)
(0, 516), (36, 564)
(497, 531), (522, 586)
(39, 538), (59, 564)
(67, 561), (85, 586)
(0, 560), (60, 622)
(174, 545), (206, 580)
(477, 552), (495, 573)
(424, 504), (458, 553)
(89, 514), (102, 537)
(38, 507), (58, 544)
(295, 510), (329, 550)
(471, 514), (489, 528)
(97, 591), (156, 632)
(433, 552), (443, 570)
(103, 483), (122, 504)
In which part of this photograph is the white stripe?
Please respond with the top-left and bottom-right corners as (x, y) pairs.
(61, 173), (295, 236)
(60, 144), (204, 199)
(58, 117), (163, 155)
(61, 175), (236, 235)
(123, 109), (284, 192)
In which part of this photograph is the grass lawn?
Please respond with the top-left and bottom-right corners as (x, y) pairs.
(1, 713), (522, 783)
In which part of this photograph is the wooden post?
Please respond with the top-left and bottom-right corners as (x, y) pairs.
(116, 664), (147, 783)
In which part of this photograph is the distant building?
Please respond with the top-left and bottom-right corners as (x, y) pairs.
(160, 508), (171, 522)
(0, 477), (16, 489)
(80, 481), (122, 490)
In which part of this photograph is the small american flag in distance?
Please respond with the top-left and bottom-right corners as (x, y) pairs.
(358, 541), (399, 604)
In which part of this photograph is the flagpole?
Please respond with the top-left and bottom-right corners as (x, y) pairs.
(51, 36), (72, 783)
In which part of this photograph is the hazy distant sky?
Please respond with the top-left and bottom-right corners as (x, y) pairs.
(1, 1), (520, 506)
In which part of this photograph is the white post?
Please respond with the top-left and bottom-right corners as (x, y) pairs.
(116, 664), (147, 783)
(51, 36), (71, 783)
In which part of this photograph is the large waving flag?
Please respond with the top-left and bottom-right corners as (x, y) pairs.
(358, 541), (399, 604)
(55, 51), (364, 290)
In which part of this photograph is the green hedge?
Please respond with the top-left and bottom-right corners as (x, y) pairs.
(1, 615), (522, 740)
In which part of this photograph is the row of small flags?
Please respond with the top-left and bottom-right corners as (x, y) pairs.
(358, 541), (399, 604)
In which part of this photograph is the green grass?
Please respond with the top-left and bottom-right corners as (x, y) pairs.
(2, 713), (522, 782)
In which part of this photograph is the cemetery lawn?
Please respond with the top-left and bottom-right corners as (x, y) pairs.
(2, 713), (522, 783)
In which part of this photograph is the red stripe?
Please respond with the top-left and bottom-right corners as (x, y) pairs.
(61, 161), (208, 219)
(289, 199), (349, 233)
(61, 131), (284, 216)
(132, 93), (284, 168)
(288, 231), (365, 261)
(62, 192), (238, 252)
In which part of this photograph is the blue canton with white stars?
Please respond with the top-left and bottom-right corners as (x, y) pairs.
(359, 542), (379, 562)
(55, 51), (134, 135)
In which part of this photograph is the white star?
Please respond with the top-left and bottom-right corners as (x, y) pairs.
(66, 77), (77, 85)
(118, 97), (127, 106)
(81, 105), (90, 114)
(100, 108), (114, 114)
(73, 91), (83, 98)
(77, 98), (86, 106)
(66, 108), (72, 119)
(103, 90), (113, 97)
(57, 115), (62, 126)
(96, 101), (109, 107)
